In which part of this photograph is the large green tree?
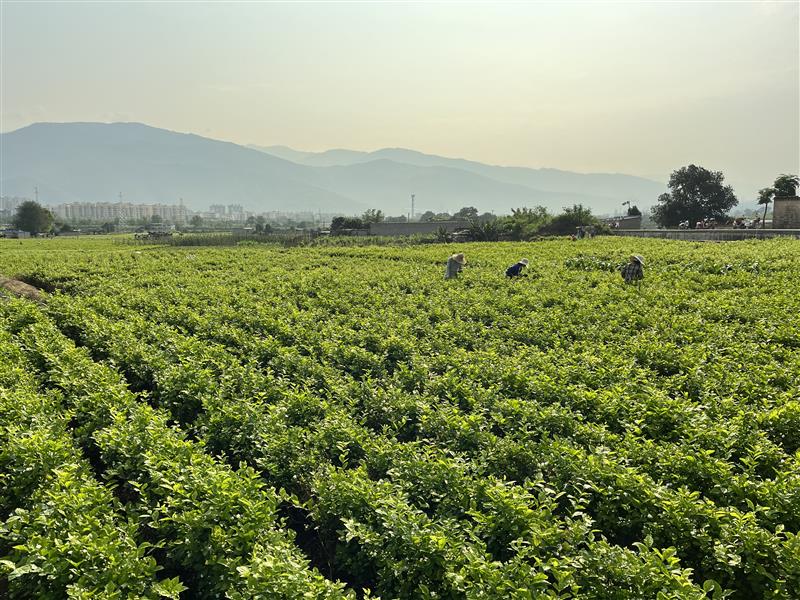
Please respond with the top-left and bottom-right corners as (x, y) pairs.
(13, 200), (54, 234)
(773, 174), (798, 196)
(651, 165), (737, 227)
(330, 216), (364, 232)
(540, 204), (596, 235)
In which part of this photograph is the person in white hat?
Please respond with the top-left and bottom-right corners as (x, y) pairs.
(505, 258), (529, 278)
(444, 253), (466, 279)
(620, 255), (644, 285)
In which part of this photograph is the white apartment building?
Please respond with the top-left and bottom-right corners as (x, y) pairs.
(227, 204), (245, 221)
(53, 202), (189, 224)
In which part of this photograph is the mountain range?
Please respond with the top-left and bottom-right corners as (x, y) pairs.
(1, 122), (666, 216)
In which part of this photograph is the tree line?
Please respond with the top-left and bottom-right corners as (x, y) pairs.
(7, 169), (797, 236)
(651, 167), (797, 228)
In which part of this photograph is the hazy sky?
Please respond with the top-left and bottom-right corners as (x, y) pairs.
(2, 1), (798, 200)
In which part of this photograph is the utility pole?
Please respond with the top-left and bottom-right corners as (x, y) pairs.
(411, 194), (415, 220)
(34, 186), (39, 204)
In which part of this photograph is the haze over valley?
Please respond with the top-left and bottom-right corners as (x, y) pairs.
(2, 122), (666, 216)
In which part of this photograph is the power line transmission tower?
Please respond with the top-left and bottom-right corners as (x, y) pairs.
(117, 192), (129, 229)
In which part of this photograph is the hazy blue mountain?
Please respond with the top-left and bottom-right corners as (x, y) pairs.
(1, 123), (358, 212)
(253, 145), (665, 213)
(2, 122), (664, 216)
(309, 159), (607, 215)
(249, 145), (369, 167)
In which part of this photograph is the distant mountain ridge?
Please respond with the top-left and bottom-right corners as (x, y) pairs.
(249, 144), (665, 208)
(1, 122), (665, 215)
(1, 122), (356, 212)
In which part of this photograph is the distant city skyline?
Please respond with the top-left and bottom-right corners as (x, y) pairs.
(2, 1), (798, 201)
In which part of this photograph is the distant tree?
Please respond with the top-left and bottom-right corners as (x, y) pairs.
(245, 215), (256, 226)
(500, 206), (552, 240)
(55, 221), (73, 233)
(627, 205), (642, 216)
(330, 216), (364, 232)
(651, 165), (738, 228)
(254, 215), (267, 233)
(190, 215), (204, 228)
(385, 215), (408, 223)
(773, 174), (798, 196)
(150, 214), (163, 224)
(512, 206), (550, 221)
(467, 220), (501, 242)
(757, 187), (775, 229)
(101, 221), (116, 234)
(454, 206), (479, 220)
(541, 204), (597, 235)
(419, 211), (437, 222)
(13, 200), (54, 234)
(478, 212), (496, 221)
(361, 209), (385, 224)
(435, 212), (452, 221)
(755, 175), (798, 229)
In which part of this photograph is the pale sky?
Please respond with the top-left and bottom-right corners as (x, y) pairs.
(2, 1), (798, 200)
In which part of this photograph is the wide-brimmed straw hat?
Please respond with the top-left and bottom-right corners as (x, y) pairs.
(519, 258), (529, 266)
(631, 255), (644, 265)
(451, 253), (466, 264)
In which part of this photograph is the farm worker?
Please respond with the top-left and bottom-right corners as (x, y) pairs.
(620, 255), (644, 285)
(505, 258), (529, 278)
(444, 253), (466, 279)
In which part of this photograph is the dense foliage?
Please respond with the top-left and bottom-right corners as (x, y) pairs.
(12, 200), (54, 234)
(772, 175), (798, 197)
(652, 165), (738, 228)
(0, 236), (798, 599)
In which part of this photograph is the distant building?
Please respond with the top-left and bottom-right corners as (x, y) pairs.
(53, 201), (188, 224)
(2, 230), (31, 239)
(209, 204), (226, 216)
(0, 196), (29, 212)
(606, 215), (642, 230)
(0, 196), (30, 222)
(227, 204), (245, 221)
(772, 196), (800, 229)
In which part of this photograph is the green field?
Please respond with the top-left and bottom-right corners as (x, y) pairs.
(1, 236), (798, 599)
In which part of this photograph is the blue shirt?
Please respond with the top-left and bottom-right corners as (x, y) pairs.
(506, 263), (526, 277)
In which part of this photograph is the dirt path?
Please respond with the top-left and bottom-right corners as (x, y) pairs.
(0, 276), (43, 301)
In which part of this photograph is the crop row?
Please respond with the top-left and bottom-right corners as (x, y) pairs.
(37, 286), (799, 598)
(2, 237), (798, 599)
(0, 300), (352, 598)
